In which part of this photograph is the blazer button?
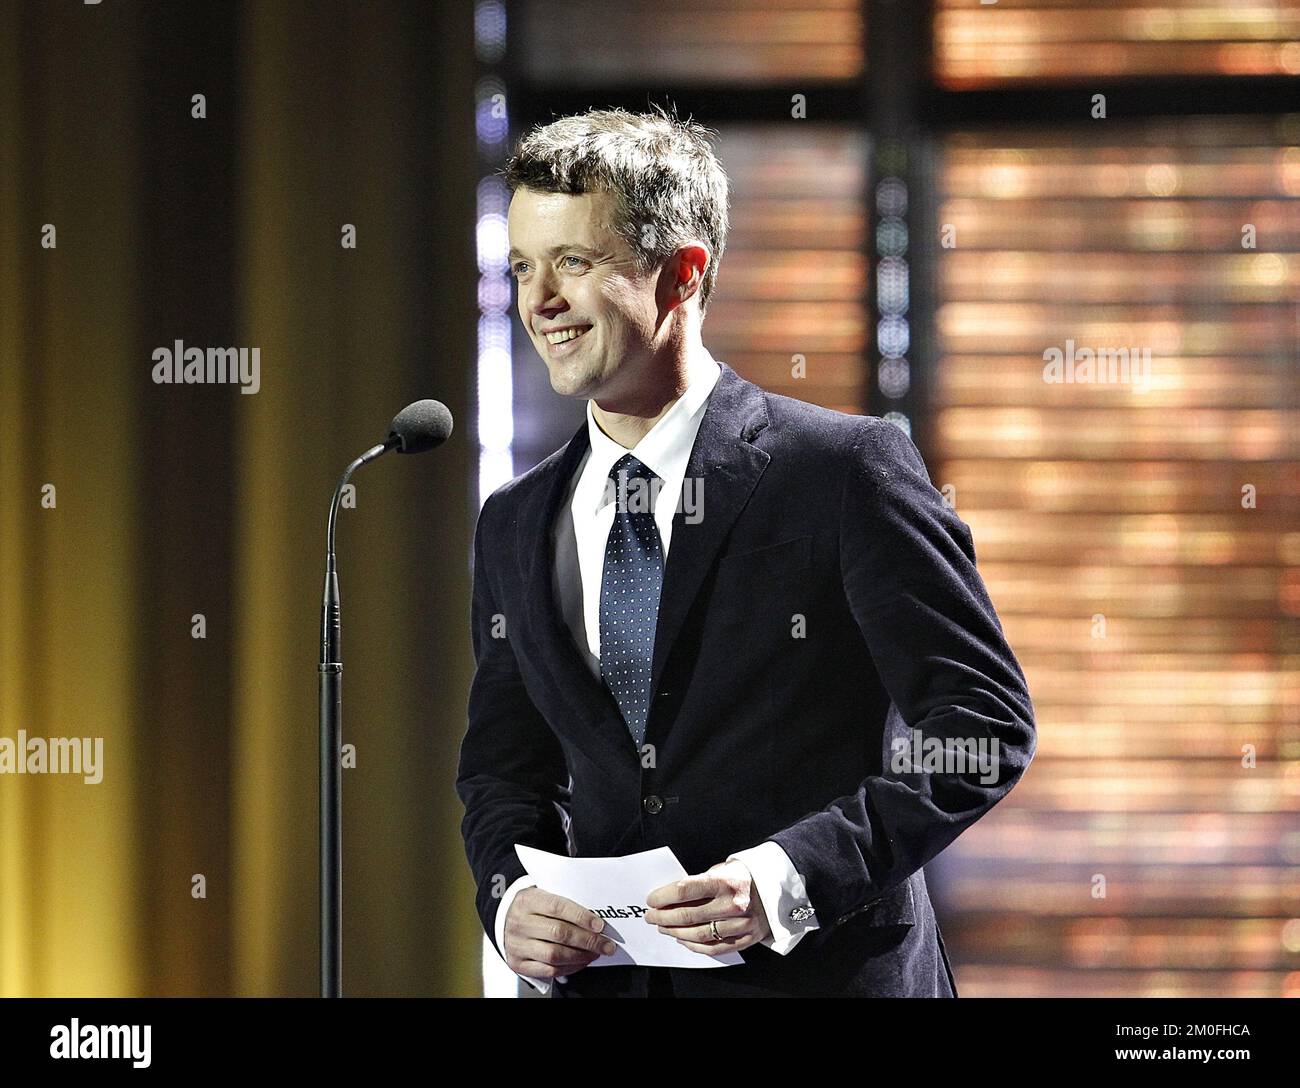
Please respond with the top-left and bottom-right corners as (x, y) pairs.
(643, 794), (664, 814)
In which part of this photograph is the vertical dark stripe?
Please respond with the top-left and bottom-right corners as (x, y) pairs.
(16, 0), (52, 993)
(134, 1), (239, 996)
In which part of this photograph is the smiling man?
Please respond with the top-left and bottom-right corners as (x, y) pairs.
(455, 104), (1037, 998)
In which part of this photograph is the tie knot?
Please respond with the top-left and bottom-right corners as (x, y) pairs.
(607, 453), (660, 516)
(609, 453), (658, 484)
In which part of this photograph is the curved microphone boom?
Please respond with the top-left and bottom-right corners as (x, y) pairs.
(320, 399), (453, 998)
(325, 399), (453, 567)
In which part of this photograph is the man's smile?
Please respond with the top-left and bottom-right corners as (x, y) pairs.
(543, 323), (594, 355)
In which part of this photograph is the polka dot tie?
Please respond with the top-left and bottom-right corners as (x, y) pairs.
(598, 453), (664, 749)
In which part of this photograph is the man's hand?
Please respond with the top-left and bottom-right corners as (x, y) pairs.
(502, 887), (618, 980)
(644, 859), (771, 955)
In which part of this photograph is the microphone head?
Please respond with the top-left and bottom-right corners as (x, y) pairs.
(388, 399), (453, 454)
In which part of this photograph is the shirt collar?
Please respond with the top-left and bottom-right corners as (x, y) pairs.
(575, 360), (722, 516)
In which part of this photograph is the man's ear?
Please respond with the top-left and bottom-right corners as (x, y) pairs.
(655, 245), (708, 312)
(672, 242), (710, 302)
(656, 257), (692, 311)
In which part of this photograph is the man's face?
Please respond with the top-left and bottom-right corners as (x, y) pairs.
(508, 187), (664, 400)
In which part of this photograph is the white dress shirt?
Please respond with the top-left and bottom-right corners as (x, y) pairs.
(493, 358), (819, 995)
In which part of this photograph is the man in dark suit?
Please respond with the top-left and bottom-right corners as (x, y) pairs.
(456, 105), (1036, 998)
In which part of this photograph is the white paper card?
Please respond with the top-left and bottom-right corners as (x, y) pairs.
(515, 844), (744, 969)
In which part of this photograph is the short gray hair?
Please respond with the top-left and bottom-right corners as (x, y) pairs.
(502, 103), (729, 316)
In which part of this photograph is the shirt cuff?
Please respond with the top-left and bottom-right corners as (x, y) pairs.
(494, 874), (559, 995)
(728, 841), (819, 955)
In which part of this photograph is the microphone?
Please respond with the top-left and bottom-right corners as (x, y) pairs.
(322, 399), (453, 659)
(387, 398), (454, 454)
(319, 399), (453, 998)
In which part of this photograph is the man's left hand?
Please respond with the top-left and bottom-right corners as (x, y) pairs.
(644, 859), (771, 955)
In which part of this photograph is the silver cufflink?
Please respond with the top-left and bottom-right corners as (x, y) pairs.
(788, 905), (815, 922)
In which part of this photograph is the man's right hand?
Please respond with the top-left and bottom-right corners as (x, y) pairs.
(503, 887), (617, 979)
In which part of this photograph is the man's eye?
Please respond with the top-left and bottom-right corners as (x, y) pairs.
(510, 256), (584, 278)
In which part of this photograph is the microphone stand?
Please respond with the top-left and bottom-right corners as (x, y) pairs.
(320, 437), (398, 998)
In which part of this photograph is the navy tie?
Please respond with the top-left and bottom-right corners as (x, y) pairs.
(598, 453), (664, 749)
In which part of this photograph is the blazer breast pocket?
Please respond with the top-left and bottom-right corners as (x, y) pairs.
(709, 535), (814, 641)
(715, 534), (813, 580)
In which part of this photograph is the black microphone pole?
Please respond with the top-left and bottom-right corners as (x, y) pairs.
(320, 439), (391, 999)
(320, 400), (452, 998)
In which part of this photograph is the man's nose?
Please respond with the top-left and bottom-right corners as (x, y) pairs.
(523, 265), (564, 317)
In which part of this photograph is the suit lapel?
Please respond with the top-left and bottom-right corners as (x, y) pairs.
(649, 364), (770, 696)
(519, 362), (771, 759)
(519, 419), (635, 764)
